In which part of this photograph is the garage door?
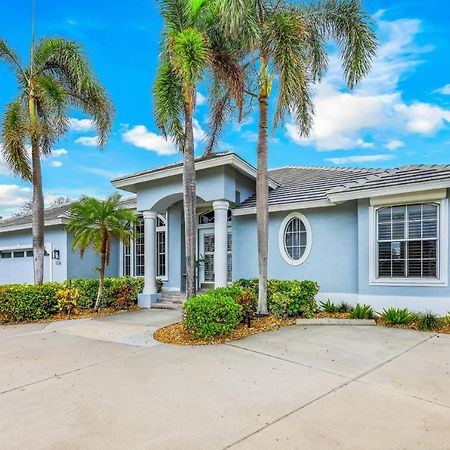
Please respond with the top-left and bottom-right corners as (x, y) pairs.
(0, 249), (51, 284)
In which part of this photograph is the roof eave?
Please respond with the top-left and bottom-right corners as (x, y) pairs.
(233, 199), (335, 216)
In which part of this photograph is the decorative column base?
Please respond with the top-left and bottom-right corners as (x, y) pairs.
(138, 293), (160, 308)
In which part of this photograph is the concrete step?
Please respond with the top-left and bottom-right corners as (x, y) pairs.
(152, 301), (183, 311)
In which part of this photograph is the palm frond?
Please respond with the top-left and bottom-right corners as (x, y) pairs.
(154, 59), (185, 148)
(308, 0), (377, 89)
(160, 0), (191, 32)
(1, 99), (31, 181)
(0, 39), (25, 79)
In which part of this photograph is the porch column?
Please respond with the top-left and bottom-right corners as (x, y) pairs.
(138, 210), (158, 308)
(213, 200), (229, 288)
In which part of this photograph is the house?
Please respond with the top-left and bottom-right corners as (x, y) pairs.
(1, 151), (450, 314)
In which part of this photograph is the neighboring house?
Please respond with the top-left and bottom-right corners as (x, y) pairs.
(1, 151), (450, 314)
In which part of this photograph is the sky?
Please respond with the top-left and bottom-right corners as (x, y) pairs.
(0, 0), (450, 217)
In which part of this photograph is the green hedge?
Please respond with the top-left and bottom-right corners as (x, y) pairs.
(184, 288), (243, 339)
(231, 278), (319, 318)
(0, 277), (144, 324)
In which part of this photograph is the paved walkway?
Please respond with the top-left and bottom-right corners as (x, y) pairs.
(1, 309), (449, 449)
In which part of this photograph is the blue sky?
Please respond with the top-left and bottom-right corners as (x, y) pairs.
(0, 0), (449, 217)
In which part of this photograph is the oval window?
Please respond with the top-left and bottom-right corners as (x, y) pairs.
(279, 213), (311, 265)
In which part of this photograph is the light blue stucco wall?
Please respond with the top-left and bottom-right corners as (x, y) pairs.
(165, 203), (183, 290)
(233, 202), (359, 293)
(67, 233), (119, 280)
(0, 226), (68, 283)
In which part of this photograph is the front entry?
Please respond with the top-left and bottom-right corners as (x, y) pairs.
(198, 228), (232, 286)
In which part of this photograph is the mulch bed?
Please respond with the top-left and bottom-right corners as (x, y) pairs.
(154, 315), (295, 346)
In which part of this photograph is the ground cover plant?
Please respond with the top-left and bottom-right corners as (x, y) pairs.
(380, 308), (415, 325)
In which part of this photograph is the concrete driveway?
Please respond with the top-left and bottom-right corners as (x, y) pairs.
(0, 309), (449, 450)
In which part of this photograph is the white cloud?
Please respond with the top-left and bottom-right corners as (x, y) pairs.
(326, 154), (395, 165)
(241, 130), (258, 143)
(0, 184), (32, 218)
(395, 102), (450, 135)
(193, 118), (206, 142)
(196, 92), (207, 106)
(75, 136), (99, 147)
(286, 15), (450, 152)
(52, 148), (68, 157)
(49, 161), (63, 168)
(122, 125), (177, 155)
(68, 118), (95, 132)
(434, 84), (450, 95)
(384, 140), (405, 150)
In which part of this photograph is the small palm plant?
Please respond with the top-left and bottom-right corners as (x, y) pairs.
(67, 194), (137, 311)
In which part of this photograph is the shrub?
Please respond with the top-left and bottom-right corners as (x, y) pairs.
(56, 288), (80, 318)
(380, 307), (414, 325)
(320, 300), (338, 313)
(442, 313), (450, 326)
(184, 291), (242, 339)
(0, 283), (61, 323)
(417, 311), (440, 331)
(351, 303), (374, 319)
(231, 278), (319, 318)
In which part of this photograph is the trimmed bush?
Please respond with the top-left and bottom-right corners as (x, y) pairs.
(0, 283), (61, 323)
(0, 276), (144, 324)
(184, 289), (243, 339)
(231, 278), (319, 318)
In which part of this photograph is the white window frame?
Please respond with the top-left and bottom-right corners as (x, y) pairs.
(369, 197), (448, 287)
(278, 212), (312, 266)
(156, 213), (168, 280)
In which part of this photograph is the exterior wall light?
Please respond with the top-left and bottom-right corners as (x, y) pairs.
(52, 249), (60, 260)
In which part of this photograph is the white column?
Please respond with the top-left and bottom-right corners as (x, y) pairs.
(138, 210), (158, 307)
(213, 200), (229, 288)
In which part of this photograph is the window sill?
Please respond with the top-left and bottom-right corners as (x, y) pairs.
(369, 278), (448, 287)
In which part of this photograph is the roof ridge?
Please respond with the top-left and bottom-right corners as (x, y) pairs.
(269, 165), (381, 173)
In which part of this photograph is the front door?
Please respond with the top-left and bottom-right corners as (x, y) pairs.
(198, 228), (232, 286)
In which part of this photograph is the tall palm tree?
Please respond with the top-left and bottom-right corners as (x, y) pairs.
(154, 0), (244, 298)
(213, 0), (377, 314)
(0, 36), (113, 284)
(67, 194), (137, 311)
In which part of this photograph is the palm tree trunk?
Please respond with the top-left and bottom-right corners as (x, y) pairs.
(256, 93), (269, 315)
(94, 237), (107, 311)
(29, 96), (45, 285)
(183, 108), (197, 299)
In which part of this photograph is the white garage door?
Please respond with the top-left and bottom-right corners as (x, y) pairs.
(0, 248), (51, 284)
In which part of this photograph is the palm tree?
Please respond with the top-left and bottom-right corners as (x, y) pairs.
(154, 0), (244, 299)
(0, 36), (113, 284)
(67, 194), (137, 311)
(213, 0), (377, 314)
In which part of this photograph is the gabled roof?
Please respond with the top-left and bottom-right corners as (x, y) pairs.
(234, 164), (450, 214)
(111, 151), (279, 192)
(0, 197), (137, 233)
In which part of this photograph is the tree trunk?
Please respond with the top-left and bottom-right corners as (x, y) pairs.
(183, 108), (197, 299)
(29, 97), (45, 285)
(256, 93), (269, 315)
(94, 237), (107, 312)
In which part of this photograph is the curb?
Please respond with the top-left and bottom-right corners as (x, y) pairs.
(296, 318), (376, 326)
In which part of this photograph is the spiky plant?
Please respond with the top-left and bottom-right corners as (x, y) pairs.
(154, 0), (244, 298)
(67, 194), (137, 311)
(212, 0), (377, 314)
(0, 36), (113, 284)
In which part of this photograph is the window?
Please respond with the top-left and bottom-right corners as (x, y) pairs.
(279, 212), (312, 265)
(199, 210), (232, 224)
(156, 214), (167, 278)
(135, 217), (145, 277)
(13, 251), (25, 258)
(26, 250), (33, 257)
(123, 241), (131, 276)
(376, 203), (439, 279)
(1, 252), (11, 259)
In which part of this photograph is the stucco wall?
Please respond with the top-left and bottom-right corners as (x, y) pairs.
(67, 233), (119, 280)
(165, 203), (183, 290)
(233, 202), (359, 294)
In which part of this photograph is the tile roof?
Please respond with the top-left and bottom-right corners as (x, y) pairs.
(236, 164), (450, 209)
(235, 165), (383, 208)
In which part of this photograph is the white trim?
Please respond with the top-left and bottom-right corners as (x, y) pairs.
(328, 180), (450, 203)
(233, 199), (334, 216)
(370, 189), (447, 206)
(368, 199), (448, 287)
(278, 212), (312, 266)
(112, 154), (279, 191)
(0, 217), (67, 233)
(315, 292), (359, 304)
